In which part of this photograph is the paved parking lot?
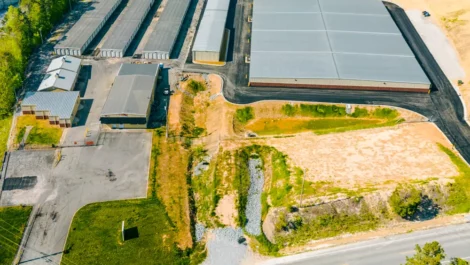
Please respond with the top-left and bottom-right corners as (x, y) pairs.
(0, 132), (152, 265)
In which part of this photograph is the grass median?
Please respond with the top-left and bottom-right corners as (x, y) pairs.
(0, 206), (33, 265)
(14, 115), (62, 147)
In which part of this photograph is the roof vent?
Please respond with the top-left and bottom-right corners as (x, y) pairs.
(55, 73), (60, 79)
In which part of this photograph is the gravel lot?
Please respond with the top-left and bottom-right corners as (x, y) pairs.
(203, 228), (246, 265)
(245, 158), (264, 236)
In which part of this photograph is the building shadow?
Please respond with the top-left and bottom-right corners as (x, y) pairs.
(148, 68), (169, 128)
(124, 227), (139, 241)
(171, 0), (198, 59)
(75, 99), (93, 127)
(77, 65), (92, 97)
(224, 0), (236, 62)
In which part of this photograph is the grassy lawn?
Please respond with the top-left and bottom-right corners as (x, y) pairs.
(244, 104), (403, 136)
(0, 206), (33, 265)
(0, 116), (12, 168)
(62, 199), (186, 265)
(14, 115), (62, 146)
(148, 129), (192, 249)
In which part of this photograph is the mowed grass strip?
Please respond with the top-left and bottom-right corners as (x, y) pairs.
(62, 199), (185, 265)
(149, 130), (192, 249)
(0, 206), (32, 265)
(0, 116), (12, 168)
(245, 118), (391, 136)
(14, 115), (62, 146)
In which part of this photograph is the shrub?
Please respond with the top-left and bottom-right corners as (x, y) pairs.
(281, 104), (298, 116)
(187, 80), (206, 94)
(389, 185), (422, 219)
(235, 107), (254, 124)
(351, 107), (369, 118)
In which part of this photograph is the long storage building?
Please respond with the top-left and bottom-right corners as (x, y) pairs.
(142, 0), (191, 60)
(54, 0), (122, 56)
(100, 64), (159, 129)
(192, 0), (230, 63)
(101, 0), (154, 58)
(249, 0), (431, 92)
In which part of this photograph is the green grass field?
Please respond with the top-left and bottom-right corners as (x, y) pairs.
(62, 199), (187, 265)
(0, 206), (33, 265)
(0, 116), (12, 168)
(14, 116), (62, 146)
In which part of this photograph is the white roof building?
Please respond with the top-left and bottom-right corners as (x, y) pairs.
(38, 69), (78, 92)
(47, 56), (82, 73)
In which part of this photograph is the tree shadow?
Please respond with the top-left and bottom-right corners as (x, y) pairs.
(409, 195), (440, 221)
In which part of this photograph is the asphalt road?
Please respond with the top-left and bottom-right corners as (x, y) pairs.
(184, 1), (470, 164)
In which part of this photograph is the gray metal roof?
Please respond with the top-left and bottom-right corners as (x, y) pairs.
(38, 69), (77, 91)
(249, 0), (431, 85)
(101, 0), (153, 51)
(22, 92), (80, 119)
(253, 0), (320, 13)
(118, 63), (159, 76)
(47, 56), (82, 73)
(101, 75), (156, 116)
(192, 0), (230, 52)
(55, 0), (121, 50)
(143, 0), (190, 53)
(101, 64), (159, 116)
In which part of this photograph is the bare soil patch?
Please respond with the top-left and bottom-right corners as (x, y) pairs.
(216, 194), (238, 227)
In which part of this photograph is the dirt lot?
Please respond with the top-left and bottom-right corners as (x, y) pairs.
(392, 0), (470, 119)
(0, 132), (151, 265)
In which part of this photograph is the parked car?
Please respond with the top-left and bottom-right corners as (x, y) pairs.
(422, 11), (431, 17)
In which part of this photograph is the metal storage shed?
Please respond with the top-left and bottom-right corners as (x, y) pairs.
(249, 0), (431, 92)
(38, 69), (78, 92)
(100, 64), (159, 129)
(101, 0), (154, 58)
(192, 0), (230, 63)
(142, 0), (191, 60)
(54, 0), (122, 56)
(47, 56), (82, 73)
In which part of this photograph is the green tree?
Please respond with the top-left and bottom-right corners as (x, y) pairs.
(405, 241), (446, 265)
(389, 185), (422, 219)
(451, 258), (469, 265)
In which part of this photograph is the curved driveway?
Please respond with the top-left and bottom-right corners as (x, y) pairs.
(183, 1), (470, 164)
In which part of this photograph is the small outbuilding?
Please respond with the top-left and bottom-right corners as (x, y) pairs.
(100, 64), (159, 129)
(47, 56), (82, 73)
(38, 69), (78, 92)
(21, 91), (81, 127)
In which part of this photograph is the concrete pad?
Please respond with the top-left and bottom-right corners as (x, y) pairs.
(1, 132), (151, 265)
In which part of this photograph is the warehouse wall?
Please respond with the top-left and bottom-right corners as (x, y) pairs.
(192, 51), (221, 62)
(143, 52), (170, 60)
(249, 77), (431, 92)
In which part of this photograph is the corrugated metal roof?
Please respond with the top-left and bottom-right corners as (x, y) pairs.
(143, 0), (191, 53)
(118, 63), (159, 76)
(22, 92), (80, 119)
(323, 13), (400, 34)
(334, 53), (430, 84)
(47, 56), (82, 73)
(252, 13), (325, 31)
(251, 31), (330, 52)
(101, 64), (159, 116)
(101, 0), (153, 51)
(318, 0), (389, 15)
(250, 52), (338, 79)
(192, 0), (230, 52)
(55, 0), (122, 50)
(249, 0), (431, 85)
(253, 0), (320, 13)
(38, 69), (77, 91)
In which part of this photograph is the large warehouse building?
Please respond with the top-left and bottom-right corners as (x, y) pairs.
(249, 0), (431, 92)
(142, 0), (191, 60)
(54, 0), (122, 56)
(100, 64), (159, 129)
(101, 0), (154, 58)
(192, 0), (230, 63)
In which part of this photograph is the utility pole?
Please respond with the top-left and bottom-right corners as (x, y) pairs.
(69, 0), (72, 11)
(39, 28), (43, 44)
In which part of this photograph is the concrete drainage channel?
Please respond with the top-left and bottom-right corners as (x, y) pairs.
(245, 158), (264, 236)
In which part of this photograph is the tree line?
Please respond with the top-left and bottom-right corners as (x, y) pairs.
(0, 0), (74, 118)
